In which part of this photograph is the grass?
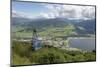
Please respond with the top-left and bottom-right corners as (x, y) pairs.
(12, 41), (96, 66)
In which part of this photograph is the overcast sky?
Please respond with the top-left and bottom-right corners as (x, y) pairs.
(12, 1), (95, 20)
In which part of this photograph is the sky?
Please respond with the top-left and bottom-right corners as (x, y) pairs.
(12, 1), (49, 18)
(12, 1), (96, 20)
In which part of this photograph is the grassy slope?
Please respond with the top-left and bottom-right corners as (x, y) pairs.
(12, 41), (96, 65)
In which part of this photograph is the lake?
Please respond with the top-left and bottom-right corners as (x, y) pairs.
(68, 37), (96, 51)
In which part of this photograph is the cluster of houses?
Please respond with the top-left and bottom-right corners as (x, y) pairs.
(13, 31), (81, 51)
(31, 29), (68, 50)
(13, 30), (83, 51)
(31, 32), (81, 51)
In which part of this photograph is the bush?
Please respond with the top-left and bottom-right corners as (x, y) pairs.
(12, 41), (32, 57)
(12, 53), (31, 65)
(30, 47), (66, 64)
(84, 52), (96, 61)
(73, 54), (85, 62)
(63, 54), (73, 62)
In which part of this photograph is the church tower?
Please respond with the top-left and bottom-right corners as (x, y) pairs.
(32, 29), (42, 50)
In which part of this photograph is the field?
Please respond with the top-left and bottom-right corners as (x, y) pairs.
(12, 24), (95, 38)
(12, 25), (76, 38)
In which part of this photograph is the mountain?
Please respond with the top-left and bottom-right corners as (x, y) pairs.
(11, 11), (34, 27)
(26, 18), (69, 28)
(11, 17), (33, 27)
(11, 16), (96, 34)
(74, 19), (96, 34)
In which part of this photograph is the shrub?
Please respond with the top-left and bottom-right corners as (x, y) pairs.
(30, 47), (66, 64)
(84, 52), (96, 61)
(73, 54), (85, 62)
(12, 53), (31, 65)
(12, 41), (32, 57)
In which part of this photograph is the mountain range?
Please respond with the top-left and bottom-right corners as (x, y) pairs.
(11, 15), (96, 34)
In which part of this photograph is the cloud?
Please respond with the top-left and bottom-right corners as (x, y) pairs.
(41, 3), (95, 20)
(12, 4), (95, 20)
(40, 12), (56, 19)
(82, 7), (95, 19)
(12, 10), (35, 19)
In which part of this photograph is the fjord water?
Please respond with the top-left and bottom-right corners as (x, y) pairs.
(69, 38), (95, 51)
